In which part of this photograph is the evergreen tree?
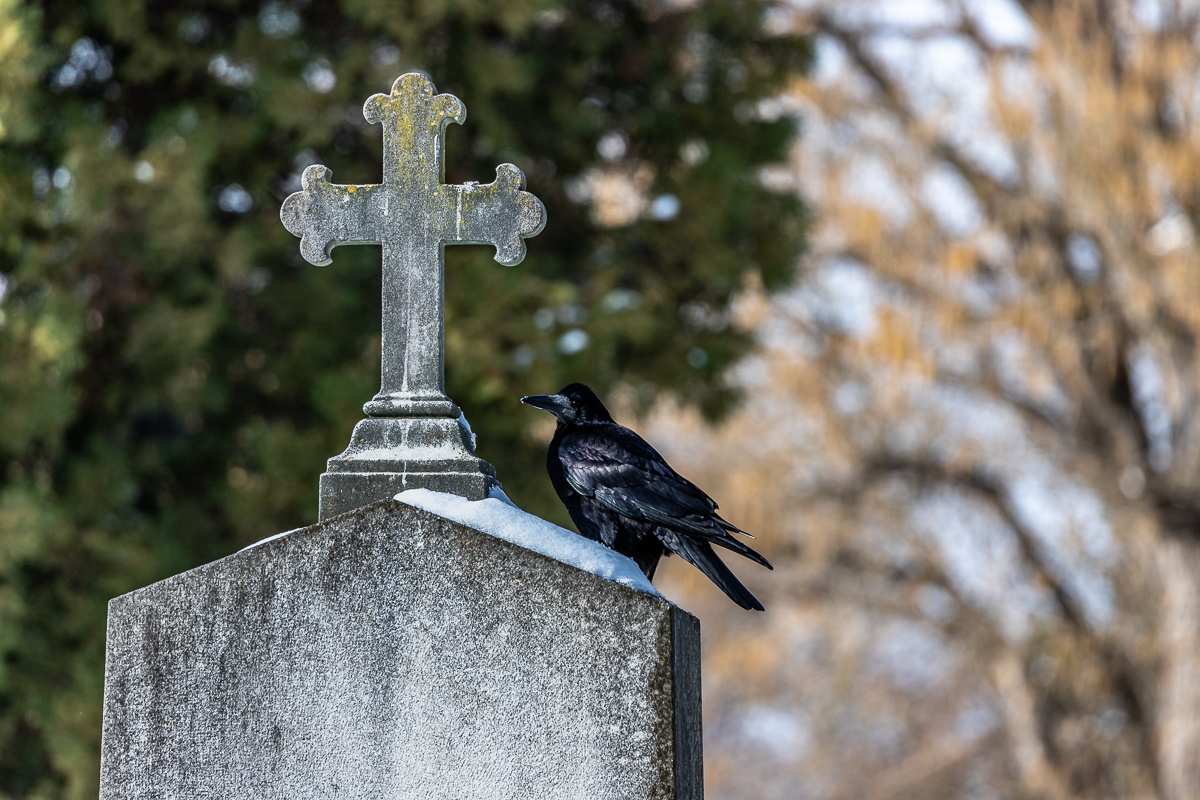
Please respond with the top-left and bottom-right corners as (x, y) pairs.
(0, 0), (807, 795)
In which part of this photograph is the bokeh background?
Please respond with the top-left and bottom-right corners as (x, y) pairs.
(2, 0), (1199, 798)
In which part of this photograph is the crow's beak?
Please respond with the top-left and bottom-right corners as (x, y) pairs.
(521, 394), (571, 414)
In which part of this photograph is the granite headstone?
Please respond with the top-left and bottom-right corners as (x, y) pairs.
(99, 499), (702, 799)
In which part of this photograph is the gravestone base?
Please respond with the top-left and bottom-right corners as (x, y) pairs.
(319, 416), (498, 520)
(99, 499), (702, 800)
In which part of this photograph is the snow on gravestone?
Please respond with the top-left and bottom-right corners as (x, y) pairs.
(98, 493), (703, 799)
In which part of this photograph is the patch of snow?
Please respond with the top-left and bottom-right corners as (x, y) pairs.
(830, 0), (960, 31)
(975, 228), (1014, 268)
(1098, 706), (1127, 739)
(937, 340), (980, 377)
(1004, 469), (1117, 628)
(962, 0), (1038, 50)
(892, 382), (1026, 461)
(729, 354), (774, 389)
(916, 584), (958, 622)
(833, 380), (870, 416)
(1147, 212), (1193, 254)
(394, 488), (661, 597)
(1132, 0), (1168, 32)
(866, 34), (1020, 185)
(348, 445), (466, 461)
(812, 34), (851, 84)
(920, 161), (983, 237)
(998, 56), (1039, 107)
(911, 487), (1052, 642)
(780, 257), (881, 338)
(953, 699), (1000, 741)
(1067, 234), (1102, 283)
(754, 94), (805, 123)
(241, 527), (304, 551)
(811, 35), (879, 101)
(848, 108), (911, 152)
(868, 618), (956, 694)
(840, 153), (913, 227)
(1127, 342), (1174, 473)
(1028, 137), (1060, 199)
(739, 706), (812, 760)
(890, 380), (1120, 623)
(989, 329), (1072, 420)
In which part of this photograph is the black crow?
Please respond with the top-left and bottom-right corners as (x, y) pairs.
(521, 383), (772, 610)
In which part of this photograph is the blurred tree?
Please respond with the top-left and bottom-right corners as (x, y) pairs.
(636, 2), (1200, 799)
(0, 1), (808, 796)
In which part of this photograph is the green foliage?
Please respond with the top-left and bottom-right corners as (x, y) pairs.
(0, 0), (807, 795)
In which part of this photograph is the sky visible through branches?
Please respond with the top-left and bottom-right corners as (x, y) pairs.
(641, 1), (1200, 797)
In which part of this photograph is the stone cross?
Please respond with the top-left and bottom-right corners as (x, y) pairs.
(280, 73), (545, 519)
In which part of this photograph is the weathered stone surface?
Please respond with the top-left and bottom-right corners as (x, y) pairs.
(319, 416), (497, 519)
(279, 73), (546, 517)
(99, 500), (701, 800)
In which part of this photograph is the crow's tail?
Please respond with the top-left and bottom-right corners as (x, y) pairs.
(662, 530), (765, 611)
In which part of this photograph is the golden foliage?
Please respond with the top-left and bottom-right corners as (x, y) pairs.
(640, 2), (1200, 797)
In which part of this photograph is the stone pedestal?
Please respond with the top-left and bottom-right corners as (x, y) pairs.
(99, 500), (702, 800)
(319, 416), (498, 520)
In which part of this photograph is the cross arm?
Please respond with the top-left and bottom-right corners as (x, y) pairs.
(280, 165), (384, 266)
(438, 164), (547, 266)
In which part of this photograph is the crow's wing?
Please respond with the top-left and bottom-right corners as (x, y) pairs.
(557, 426), (772, 569)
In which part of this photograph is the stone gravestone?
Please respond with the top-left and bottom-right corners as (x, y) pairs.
(98, 497), (702, 799)
(98, 74), (703, 800)
(280, 72), (546, 521)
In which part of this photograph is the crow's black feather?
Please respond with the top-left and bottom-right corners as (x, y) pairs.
(522, 383), (772, 610)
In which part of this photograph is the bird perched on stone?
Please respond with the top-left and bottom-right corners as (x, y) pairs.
(521, 383), (772, 610)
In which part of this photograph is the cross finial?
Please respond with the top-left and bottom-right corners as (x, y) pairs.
(280, 73), (546, 519)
